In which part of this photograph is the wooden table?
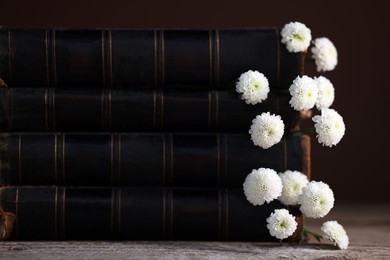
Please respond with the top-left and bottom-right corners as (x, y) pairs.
(1, 204), (389, 259)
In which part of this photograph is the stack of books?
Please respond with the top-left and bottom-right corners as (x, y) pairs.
(0, 27), (309, 241)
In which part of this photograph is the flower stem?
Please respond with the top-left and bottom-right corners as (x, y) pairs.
(298, 51), (306, 76)
(303, 229), (323, 243)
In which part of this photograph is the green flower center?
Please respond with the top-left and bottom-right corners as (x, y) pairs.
(278, 219), (288, 229)
(292, 33), (304, 42)
(252, 83), (261, 90)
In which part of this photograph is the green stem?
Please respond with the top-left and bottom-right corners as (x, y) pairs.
(303, 229), (323, 243)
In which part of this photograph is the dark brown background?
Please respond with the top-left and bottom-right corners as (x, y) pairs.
(2, 0), (389, 203)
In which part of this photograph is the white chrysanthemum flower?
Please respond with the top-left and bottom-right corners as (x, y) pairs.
(312, 108), (345, 147)
(236, 70), (270, 105)
(278, 170), (309, 205)
(249, 112), (285, 149)
(281, 22), (312, 53)
(298, 181), (335, 218)
(311, 37), (338, 72)
(266, 209), (298, 240)
(315, 76), (335, 110)
(243, 168), (283, 206)
(321, 221), (349, 249)
(289, 75), (318, 111)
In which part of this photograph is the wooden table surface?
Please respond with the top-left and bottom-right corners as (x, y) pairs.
(0, 204), (389, 259)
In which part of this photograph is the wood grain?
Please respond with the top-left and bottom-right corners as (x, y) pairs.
(0, 241), (389, 259)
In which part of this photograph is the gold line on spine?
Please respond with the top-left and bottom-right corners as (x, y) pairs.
(101, 89), (105, 130)
(154, 30), (158, 86)
(161, 30), (165, 84)
(62, 134), (66, 182)
(62, 188), (66, 238)
(54, 187), (58, 238)
(208, 91), (211, 129)
(216, 30), (220, 84)
(162, 189), (166, 237)
(218, 190), (221, 239)
(44, 89), (49, 130)
(224, 135), (228, 185)
(217, 134), (221, 186)
(117, 188), (122, 238)
(209, 29), (213, 84)
(15, 188), (19, 239)
(110, 188), (114, 238)
(108, 90), (112, 128)
(101, 30), (106, 86)
(52, 89), (56, 131)
(53, 30), (57, 86)
(160, 91), (164, 128)
(109, 31), (113, 87)
(215, 91), (219, 127)
(170, 134), (174, 185)
(170, 190), (173, 237)
(110, 134), (114, 185)
(162, 135), (166, 185)
(153, 91), (157, 128)
(118, 135), (121, 183)
(7, 88), (12, 130)
(54, 134), (58, 183)
(225, 189), (229, 240)
(45, 29), (50, 86)
(18, 135), (22, 184)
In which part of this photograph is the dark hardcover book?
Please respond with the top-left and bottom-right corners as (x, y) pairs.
(0, 133), (308, 187)
(0, 186), (303, 241)
(0, 88), (296, 132)
(0, 28), (299, 88)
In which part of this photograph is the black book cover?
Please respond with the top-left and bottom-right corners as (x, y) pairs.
(0, 88), (296, 132)
(0, 186), (303, 241)
(0, 28), (299, 88)
(0, 133), (308, 187)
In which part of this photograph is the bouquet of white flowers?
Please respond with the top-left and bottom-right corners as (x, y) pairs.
(236, 21), (348, 250)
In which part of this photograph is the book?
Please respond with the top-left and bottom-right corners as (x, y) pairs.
(0, 186), (303, 241)
(0, 88), (296, 132)
(0, 133), (308, 187)
(0, 28), (299, 88)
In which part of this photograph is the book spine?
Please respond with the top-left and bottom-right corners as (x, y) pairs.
(0, 133), (306, 187)
(0, 28), (298, 88)
(0, 88), (296, 132)
(0, 186), (303, 241)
